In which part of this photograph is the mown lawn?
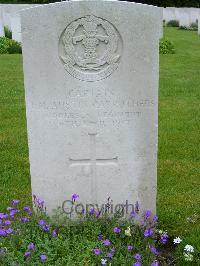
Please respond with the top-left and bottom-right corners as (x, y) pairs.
(0, 27), (200, 247)
(158, 28), (200, 248)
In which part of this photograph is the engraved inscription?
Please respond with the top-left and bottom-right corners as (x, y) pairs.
(59, 15), (122, 82)
(31, 92), (155, 128)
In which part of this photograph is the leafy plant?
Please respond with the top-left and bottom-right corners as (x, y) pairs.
(179, 23), (198, 31)
(0, 195), (199, 265)
(159, 39), (175, 54)
(189, 22), (198, 31)
(4, 26), (12, 39)
(166, 20), (179, 27)
(0, 37), (22, 54)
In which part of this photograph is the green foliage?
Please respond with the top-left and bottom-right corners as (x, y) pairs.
(190, 22), (198, 31)
(159, 39), (175, 54)
(0, 37), (22, 54)
(4, 26), (12, 39)
(179, 22), (198, 31)
(166, 20), (179, 27)
(0, 198), (199, 265)
(0, 199), (187, 265)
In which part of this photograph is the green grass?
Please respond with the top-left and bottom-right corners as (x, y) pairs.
(0, 55), (31, 207)
(0, 28), (200, 249)
(158, 28), (200, 247)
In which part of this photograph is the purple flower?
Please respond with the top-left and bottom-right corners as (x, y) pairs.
(150, 246), (159, 255)
(11, 200), (20, 205)
(0, 229), (7, 236)
(134, 254), (141, 260)
(4, 220), (11, 225)
(24, 251), (31, 257)
(93, 248), (101, 255)
(6, 228), (13, 235)
(37, 199), (44, 205)
(23, 206), (31, 212)
(113, 227), (121, 234)
(95, 210), (101, 218)
(89, 208), (95, 215)
(144, 228), (154, 237)
(133, 262), (141, 266)
(27, 243), (35, 250)
(38, 219), (46, 226)
(71, 193), (79, 201)
(20, 217), (29, 223)
(35, 199), (45, 209)
(102, 239), (111, 246)
(0, 213), (7, 219)
(130, 211), (137, 218)
(111, 246), (115, 253)
(144, 210), (151, 219)
(9, 209), (20, 217)
(9, 210), (16, 217)
(52, 230), (57, 237)
(7, 207), (14, 212)
(127, 245), (133, 250)
(153, 216), (158, 221)
(107, 252), (113, 259)
(160, 233), (169, 244)
(42, 224), (50, 232)
(151, 261), (159, 266)
(98, 234), (103, 240)
(34, 196), (45, 208)
(40, 254), (47, 261)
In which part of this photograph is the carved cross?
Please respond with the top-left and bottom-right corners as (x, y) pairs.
(69, 133), (118, 202)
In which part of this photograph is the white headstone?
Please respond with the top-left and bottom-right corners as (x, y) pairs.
(178, 8), (190, 27)
(188, 8), (199, 24)
(1, 4), (38, 41)
(163, 7), (176, 23)
(21, 1), (162, 215)
(0, 6), (4, 37)
(11, 13), (21, 42)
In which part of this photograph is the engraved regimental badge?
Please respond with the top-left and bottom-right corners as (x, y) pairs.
(59, 15), (122, 82)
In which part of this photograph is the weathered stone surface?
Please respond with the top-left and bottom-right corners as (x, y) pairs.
(21, 1), (162, 215)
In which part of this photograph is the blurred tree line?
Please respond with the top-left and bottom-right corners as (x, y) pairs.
(0, 0), (199, 7)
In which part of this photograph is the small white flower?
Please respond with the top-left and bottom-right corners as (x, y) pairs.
(184, 244), (194, 253)
(184, 252), (193, 261)
(125, 226), (131, 236)
(101, 258), (107, 265)
(173, 237), (182, 244)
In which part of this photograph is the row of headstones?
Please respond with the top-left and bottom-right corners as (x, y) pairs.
(163, 7), (200, 31)
(0, 4), (200, 43)
(0, 4), (38, 42)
